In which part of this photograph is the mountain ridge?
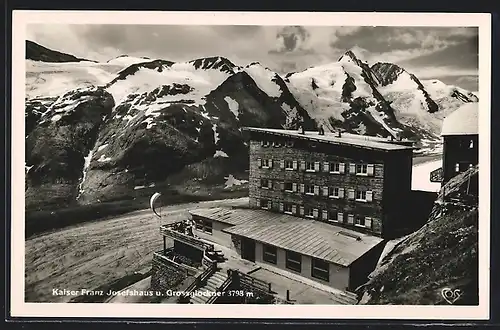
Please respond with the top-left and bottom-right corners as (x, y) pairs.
(24, 41), (478, 209)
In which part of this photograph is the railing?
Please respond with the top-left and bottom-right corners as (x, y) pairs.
(206, 273), (232, 304)
(153, 251), (199, 276)
(238, 271), (273, 294)
(178, 260), (217, 303)
(160, 225), (214, 251)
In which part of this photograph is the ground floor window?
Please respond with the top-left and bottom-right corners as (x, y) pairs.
(194, 218), (213, 234)
(286, 250), (302, 272)
(284, 203), (293, 214)
(311, 258), (329, 282)
(260, 199), (271, 210)
(263, 244), (277, 264)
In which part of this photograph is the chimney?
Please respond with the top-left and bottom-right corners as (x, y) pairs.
(318, 125), (325, 135)
(336, 130), (342, 138)
(298, 124), (305, 135)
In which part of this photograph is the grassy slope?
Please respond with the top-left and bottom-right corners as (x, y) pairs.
(359, 166), (479, 305)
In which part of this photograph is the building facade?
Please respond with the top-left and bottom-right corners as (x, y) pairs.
(245, 127), (414, 239)
(189, 207), (385, 291)
(441, 103), (479, 184)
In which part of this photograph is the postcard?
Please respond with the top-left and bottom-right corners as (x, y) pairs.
(10, 10), (491, 320)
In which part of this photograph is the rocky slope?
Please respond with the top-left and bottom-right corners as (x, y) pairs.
(24, 42), (479, 209)
(26, 40), (93, 63)
(358, 166), (479, 305)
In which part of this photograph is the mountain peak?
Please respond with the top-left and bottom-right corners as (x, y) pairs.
(189, 56), (237, 74)
(338, 47), (369, 64)
(26, 40), (94, 63)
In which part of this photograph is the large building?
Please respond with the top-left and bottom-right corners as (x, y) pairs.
(188, 127), (416, 292)
(245, 127), (414, 239)
(441, 103), (479, 184)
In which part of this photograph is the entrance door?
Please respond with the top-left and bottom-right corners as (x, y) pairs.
(241, 238), (256, 262)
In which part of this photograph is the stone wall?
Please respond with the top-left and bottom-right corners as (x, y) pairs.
(248, 139), (389, 236)
(150, 252), (196, 295)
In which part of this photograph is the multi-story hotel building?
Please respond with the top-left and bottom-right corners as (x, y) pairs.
(188, 127), (415, 291)
(245, 127), (414, 239)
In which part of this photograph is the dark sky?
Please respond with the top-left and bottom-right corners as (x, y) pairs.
(27, 25), (479, 91)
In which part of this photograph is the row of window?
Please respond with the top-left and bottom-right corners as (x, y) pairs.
(262, 244), (330, 282)
(194, 218), (213, 234)
(259, 199), (373, 229)
(257, 158), (375, 176)
(261, 140), (294, 148)
(260, 179), (374, 202)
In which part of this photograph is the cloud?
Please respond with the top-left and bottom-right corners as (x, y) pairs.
(25, 24), (478, 90)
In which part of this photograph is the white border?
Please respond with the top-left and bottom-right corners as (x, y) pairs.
(11, 11), (491, 320)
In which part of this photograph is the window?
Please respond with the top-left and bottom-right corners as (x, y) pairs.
(356, 164), (368, 174)
(355, 217), (365, 227)
(469, 140), (474, 149)
(455, 163), (460, 173)
(262, 159), (271, 168)
(285, 140), (294, 147)
(194, 218), (212, 234)
(273, 141), (281, 147)
(284, 203), (293, 214)
(285, 160), (294, 170)
(355, 217), (372, 228)
(329, 187), (339, 198)
(263, 244), (277, 264)
(305, 184), (315, 195)
(328, 210), (343, 223)
(356, 190), (367, 201)
(347, 214), (354, 225)
(262, 140), (270, 147)
(286, 250), (302, 272)
(304, 207), (314, 218)
(351, 163), (374, 176)
(261, 178), (270, 189)
(284, 182), (293, 192)
(355, 190), (373, 202)
(195, 219), (204, 231)
(330, 162), (340, 173)
(311, 258), (329, 282)
(260, 199), (271, 210)
(305, 161), (315, 172)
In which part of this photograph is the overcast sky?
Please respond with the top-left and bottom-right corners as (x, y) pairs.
(27, 25), (479, 91)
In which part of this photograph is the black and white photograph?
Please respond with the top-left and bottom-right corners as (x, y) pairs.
(11, 11), (491, 319)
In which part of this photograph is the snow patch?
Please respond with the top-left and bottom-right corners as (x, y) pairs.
(214, 150), (229, 158)
(25, 164), (34, 174)
(224, 96), (240, 119)
(366, 106), (398, 137)
(244, 64), (282, 97)
(224, 174), (248, 189)
(97, 143), (108, 152)
(97, 154), (112, 162)
(76, 149), (94, 199)
(212, 123), (219, 144)
(142, 117), (157, 129)
(51, 114), (62, 122)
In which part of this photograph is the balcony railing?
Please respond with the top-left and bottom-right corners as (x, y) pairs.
(160, 224), (214, 251)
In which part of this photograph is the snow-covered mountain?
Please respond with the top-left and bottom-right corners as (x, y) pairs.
(24, 41), (478, 209)
(285, 51), (478, 139)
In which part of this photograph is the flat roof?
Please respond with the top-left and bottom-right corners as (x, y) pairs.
(190, 208), (384, 267)
(441, 103), (478, 136)
(243, 127), (414, 152)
